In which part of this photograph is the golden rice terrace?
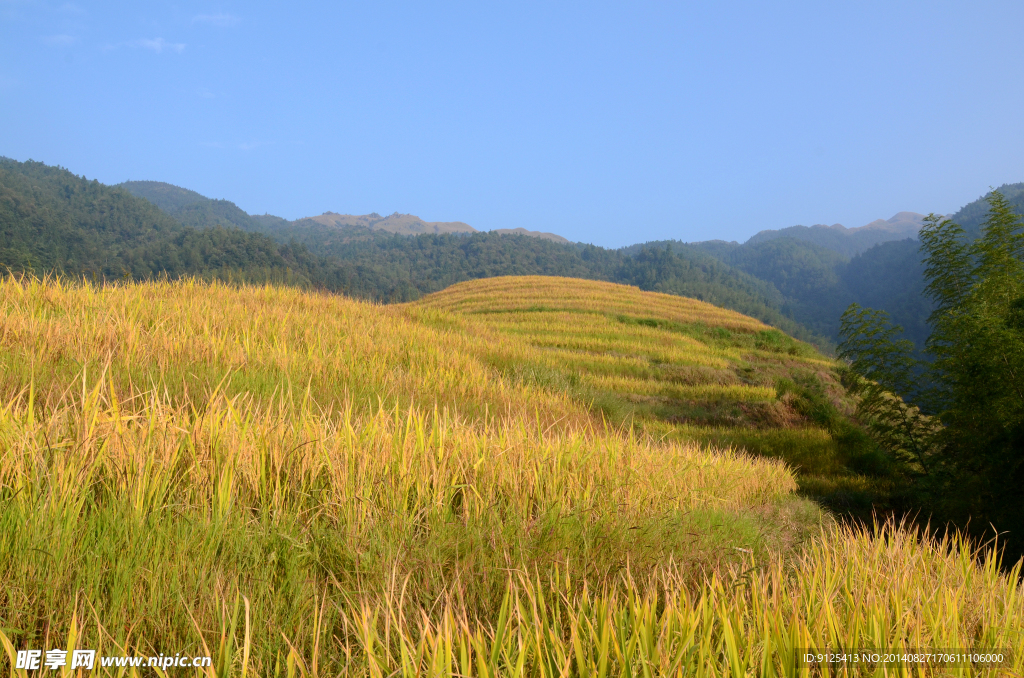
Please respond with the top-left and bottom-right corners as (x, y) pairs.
(0, 274), (1020, 676)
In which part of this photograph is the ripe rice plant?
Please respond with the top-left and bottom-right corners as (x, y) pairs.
(1, 275), (1021, 676)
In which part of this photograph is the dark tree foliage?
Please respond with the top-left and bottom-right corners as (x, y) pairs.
(1, 160), (182, 278)
(838, 305), (935, 472)
(839, 192), (1024, 559)
(692, 238), (852, 338)
(647, 239), (851, 338)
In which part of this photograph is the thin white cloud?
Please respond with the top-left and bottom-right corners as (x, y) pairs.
(133, 37), (185, 53)
(43, 34), (78, 46)
(192, 13), (239, 27)
(238, 141), (267, 151)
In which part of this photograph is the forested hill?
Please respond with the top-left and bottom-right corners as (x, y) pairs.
(741, 212), (927, 258)
(1, 161), (178, 276)
(299, 230), (818, 341)
(620, 236), (933, 348)
(3, 160), (828, 346)
(119, 180), (292, 234)
(949, 182), (1024, 238)
(8, 158), (1021, 352)
(0, 159), (345, 287)
(648, 184), (1024, 350)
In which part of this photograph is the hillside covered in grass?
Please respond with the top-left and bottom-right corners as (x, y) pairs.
(1, 274), (1020, 675)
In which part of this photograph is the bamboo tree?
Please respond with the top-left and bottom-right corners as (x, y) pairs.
(837, 304), (934, 474)
(840, 190), (1024, 554)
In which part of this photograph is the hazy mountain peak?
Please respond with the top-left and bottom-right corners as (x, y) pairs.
(855, 212), (927, 234)
(743, 212), (927, 257)
(299, 211), (477, 236)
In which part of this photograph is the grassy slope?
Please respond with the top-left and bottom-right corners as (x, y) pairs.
(1, 275), (1021, 675)
(412, 277), (898, 517)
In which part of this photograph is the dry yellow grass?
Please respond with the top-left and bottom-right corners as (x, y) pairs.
(410, 276), (894, 518)
(0, 276), (583, 427)
(412, 276), (770, 333)
(406, 276), (833, 435)
(1, 275), (1021, 676)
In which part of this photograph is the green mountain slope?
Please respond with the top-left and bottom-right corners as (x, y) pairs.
(286, 227), (824, 343)
(2, 160), (181, 276)
(949, 182), (1024, 238)
(119, 180), (286, 234)
(676, 186), (1024, 350)
(1, 159), (348, 288)
(697, 239), (851, 338)
(627, 239), (853, 339)
(117, 180), (208, 211)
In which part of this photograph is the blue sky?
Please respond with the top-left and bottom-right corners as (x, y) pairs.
(2, 1), (1023, 246)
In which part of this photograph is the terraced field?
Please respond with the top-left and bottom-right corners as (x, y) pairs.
(411, 277), (884, 513)
(1, 275), (1020, 676)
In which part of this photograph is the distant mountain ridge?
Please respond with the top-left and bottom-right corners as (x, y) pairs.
(743, 212), (928, 257)
(12, 171), (813, 345)
(118, 180), (294, 234)
(678, 187), (1024, 349)
(120, 181), (572, 242)
(301, 211), (477, 236)
(1, 161), (354, 289)
(857, 211), (930, 235)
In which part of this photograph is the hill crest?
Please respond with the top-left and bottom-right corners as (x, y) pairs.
(739, 211), (928, 257)
(300, 211), (477, 236)
(490, 227), (570, 243)
(750, 211), (927, 243)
